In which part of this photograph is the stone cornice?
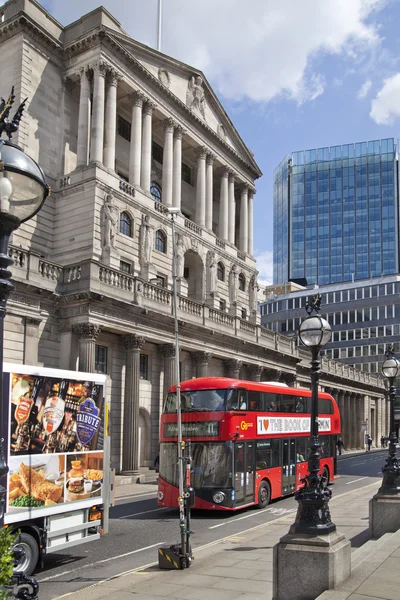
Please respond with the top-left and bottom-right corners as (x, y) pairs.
(0, 14), (63, 59)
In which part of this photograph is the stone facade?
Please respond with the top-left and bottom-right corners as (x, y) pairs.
(0, 0), (386, 472)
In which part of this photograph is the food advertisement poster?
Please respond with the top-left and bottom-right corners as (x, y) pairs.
(6, 371), (105, 515)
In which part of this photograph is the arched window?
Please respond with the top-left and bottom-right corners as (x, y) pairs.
(155, 229), (167, 253)
(150, 181), (162, 202)
(239, 273), (246, 291)
(217, 262), (225, 281)
(120, 211), (132, 237)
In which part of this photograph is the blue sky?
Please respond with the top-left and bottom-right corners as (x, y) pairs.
(40, 0), (400, 283)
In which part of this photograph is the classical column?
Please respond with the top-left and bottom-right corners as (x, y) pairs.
(172, 126), (184, 209)
(228, 171), (236, 245)
(224, 359), (242, 379)
(195, 147), (207, 227)
(141, 100), (155, 193)
(129, 91), (144, 186)
(249, 364), (263, 382)
(248, 188), (255, 255)
(205, 154), (215, 230)
(90, 61), (107, 164)
(344, 391), (351, 450)
(122, 334), (145, 474)
(338, 390), (345, 443)
(161, 344), (177, 399)
(162, 119), (175, 206)
(24, 317), (42, 365)
(73, 324), (102, 372)
(193, 351), (212, 378)
(103, 69), (120, 171)
(76, 67), (91, 167)
(219, 167), (229, 241)
(358, 395), (366, 449)
(239, 184), (249, 252)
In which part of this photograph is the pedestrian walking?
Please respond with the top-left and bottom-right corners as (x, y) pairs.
(381, 435), (385, 448)
(367, 435), (372, 452)
(336, 437), (344, 456)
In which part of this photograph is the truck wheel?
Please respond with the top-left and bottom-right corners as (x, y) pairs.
(257, 481), (271, 508)
(13, 533), (39, 576)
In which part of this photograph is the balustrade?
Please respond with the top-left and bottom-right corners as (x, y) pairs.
(209, 308), (234, 328)
(9, 247), (27, 268)
(143, 281), (171, 304)
(179, 296), (202, 316)
(65, 265), (82, 283)
(99, 266), (134, 291)
(39, 259), (62, 281)
(119, 179), (135, 196)
(239, 319), (256, 335)
(184, 218), (202, 236)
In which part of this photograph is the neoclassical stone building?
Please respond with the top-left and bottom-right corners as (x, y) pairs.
(0, 0), (387, 473)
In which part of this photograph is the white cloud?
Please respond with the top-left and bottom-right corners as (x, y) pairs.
(370, 72), (400, 124)
(254, 250), (273, 285)
(357, 79), (372, 98)
(47, 0), (384, 105)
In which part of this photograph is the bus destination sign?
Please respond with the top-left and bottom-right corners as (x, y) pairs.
(164, 421), (220, 438)
(257, 416), (331, 435)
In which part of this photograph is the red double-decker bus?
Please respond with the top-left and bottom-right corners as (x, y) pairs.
(157, 377), (341, 511)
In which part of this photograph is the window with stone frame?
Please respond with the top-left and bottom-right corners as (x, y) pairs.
(151, 181), (162, 202)
(217, 262), (225, 281)
(241, 308), (247, 320)
(155, 229), (167, 253)
(153, 274), (166, 288)
(152, 141), (163, 164)
(95, 345), (108, 374)
(182, 163), (192, 185)
(120, 260), (132, 274)
(238, 273), (246, 291)
(219, 299), (226, 312)
(118, 115), (131, 141)
(140, 354), (149, 380)
(120, 211), (132, 237)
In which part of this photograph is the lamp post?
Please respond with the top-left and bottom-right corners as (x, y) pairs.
(0, 89), (49, 597)
(379, 345), (400, 494)
(291, 293), (335, 534)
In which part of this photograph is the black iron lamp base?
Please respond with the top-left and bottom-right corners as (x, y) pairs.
(378, 434), (400, 495)
(290, 484), (336, 535)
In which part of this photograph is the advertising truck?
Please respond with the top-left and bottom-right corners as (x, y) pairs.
(2, 363), (112, 575)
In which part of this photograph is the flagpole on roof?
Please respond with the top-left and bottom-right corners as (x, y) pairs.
(157, 0), (162, 52)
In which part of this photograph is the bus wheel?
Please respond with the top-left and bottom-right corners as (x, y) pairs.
(257, 481), (271, 508)
(13, 532), (39, 576)
(322, 467), (330, 488)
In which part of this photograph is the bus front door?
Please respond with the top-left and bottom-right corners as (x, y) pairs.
(282, 438), (296, 494)
(234, 441), (255, 506)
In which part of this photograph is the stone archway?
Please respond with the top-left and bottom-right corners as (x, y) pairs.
(138, 407), (151, 467)
(183, 249), (204, 302)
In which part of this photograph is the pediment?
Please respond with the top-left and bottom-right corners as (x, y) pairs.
(104, 28), (261, 176)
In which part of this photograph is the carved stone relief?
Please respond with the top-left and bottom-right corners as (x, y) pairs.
(158, 68), (171, 88)
(186, 75), (207, 120)
(217, 123), (226, 139)
(102, 193), (118, 249)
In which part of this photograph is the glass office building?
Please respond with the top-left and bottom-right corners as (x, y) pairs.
(273, 139), (398, 285)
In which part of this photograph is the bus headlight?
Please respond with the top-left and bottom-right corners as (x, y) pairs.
(213, 492), (225, 504)
(158, 491), (164, 501)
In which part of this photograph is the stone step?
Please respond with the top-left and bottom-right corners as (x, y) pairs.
(350, 531), (394, 570)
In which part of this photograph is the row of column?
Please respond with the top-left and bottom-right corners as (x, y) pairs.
(75, 62), (254, 255)
(334, 390), (388, 450)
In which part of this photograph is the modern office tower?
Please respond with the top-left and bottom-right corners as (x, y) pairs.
(273, 139), (398, 286)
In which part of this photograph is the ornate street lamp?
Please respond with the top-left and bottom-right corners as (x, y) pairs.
(291, 293), (335, 534)
(379, 345), (400, 494)
(0, 88), (49, 598)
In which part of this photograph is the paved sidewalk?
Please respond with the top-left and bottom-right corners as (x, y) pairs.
(55, 477), (399, 600)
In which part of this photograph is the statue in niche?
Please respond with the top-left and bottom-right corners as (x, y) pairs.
(102, 193), (118, 249)
(229, 264), (238, 305)
(175, 234), (185, 279)
(208, 251), (217, 295)
(140, 214), (154, 266)
(249, 275), (259, 313)
(186, 75), (206, 120)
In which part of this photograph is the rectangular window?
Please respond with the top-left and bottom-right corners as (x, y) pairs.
(241, 308), (247, 320)
(182, 163), (191, 184)
(154, 275), (166, 288)
(140, 354), (148, 380)
(219, 299), (226, 311)
(256, 439), (280, 469)
(120, 260), (131, 274)
(117, 115), (131, 141)
(152, 141), (164, 164)
(95, 345), (108, 374)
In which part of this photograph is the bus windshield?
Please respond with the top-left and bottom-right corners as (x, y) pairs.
(164, 388), (233, 412)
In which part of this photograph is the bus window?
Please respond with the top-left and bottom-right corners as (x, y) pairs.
(281, 396), (296, 412)
(296, 437), (308, 462)
(320, 436), (332, 457)
(263, 393), (280, 411)
(256, 439), (280, 468)
(227, 389), (247, 410)
(248, 391), (260, 411)
(318, 398), (334, 414)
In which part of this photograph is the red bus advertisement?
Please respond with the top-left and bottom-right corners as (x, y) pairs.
(157, 377), (341, 511)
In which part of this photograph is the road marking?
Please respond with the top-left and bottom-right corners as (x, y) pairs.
(209, 506), (296, 529)
(119, 506), (170, 519)
(37, 542), (165, 583)
(345, 477), (368, 485)
(116, 491), (157, 502)
(350, 461), (367, 466)
(53, 480), (381, 599)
